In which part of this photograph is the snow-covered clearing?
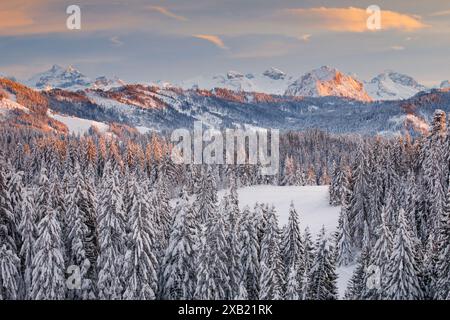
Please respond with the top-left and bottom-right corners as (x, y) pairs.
(48, 111), (109, 135)
(218, 185), (355, 298)
(219, 185), (339, 234)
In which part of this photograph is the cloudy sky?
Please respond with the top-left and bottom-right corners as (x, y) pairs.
(0, 0), (449, 85)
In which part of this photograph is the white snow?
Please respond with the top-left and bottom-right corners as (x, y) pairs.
(178, 68), (294, 95)
(220, 185), (339, 234)
(0, 97), (29, 118)
(364, 71), (427, 101)
(218, 184), (354, 298)
(48, 111), (109, 135)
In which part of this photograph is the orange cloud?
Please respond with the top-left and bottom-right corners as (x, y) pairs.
(147, 5), (188, 22)
(283, 7), (428, 32)
(193, 34), (227, 49)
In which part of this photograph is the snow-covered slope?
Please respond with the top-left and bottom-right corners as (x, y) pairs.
(48, 110), (109, 135)
(180, 67), (294, 95)
(441, 80), (450, 89)
(365, 71), (427, 101)
(27, 65), (125, 91)
(285, 66), (372, 102)
(0, 96), (29, 118)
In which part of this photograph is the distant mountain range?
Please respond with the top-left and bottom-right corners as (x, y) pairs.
(2, 73), (450, 137)
(25, 65), (126, 91)
(20, 64), (449, 102)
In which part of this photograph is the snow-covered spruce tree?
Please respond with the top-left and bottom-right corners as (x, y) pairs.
(344, 247), (370, 300)
(385, 209), (423, 300)
(152, 175), (172, 261)
(259, 206), (284, 300)
(434, 182), (450, 300)
(329, 161), (345, 206)
(362, 204), (392, 300)
(30, 209), (66, 300)
(6, 170), (25, 242)
(224, 182), (242, 299)
(161, 188), (197, 300)
(65, 162), (97, 299)
(194, 197), (230, 300)
(238, 206), (260, 300)
(236, 281), (249, 300)
(335, 200), (354, 267)
(282, 202), (304, 272)
(307, 226), (338, 300)
(281, 202), (304, 297)
(34, 167), (52, 223)
(348, 145), (370, 249)
(422, 110), (447, 239)
(285, 263), (300, 300)
(18, 190), (36, 299)
(0, 244), (21, 300)
(195, 167), (219, 224)
(0, 165), (17, 252)
(96, 160), (126, 299)
(301, 227), (314, 299)
(122, 176), (158, 300)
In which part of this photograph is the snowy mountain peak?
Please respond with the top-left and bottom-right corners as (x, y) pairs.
(364, 71), (427, 101)
(226, 71), (245, 80)
(92, 76), (126, 90)
(285, 66), (372, 102)
(263, 67), (286, 80)
(27, 65), (126, 91)
(27, 64), (91, 91)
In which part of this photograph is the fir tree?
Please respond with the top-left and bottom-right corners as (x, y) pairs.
(385, 209), (423, 300)
(0, 245), (21, 300)
(259, 206), (284, 300)
(122, 177), (158, 300)
(195, 198), (230, 300)
(96, 161), (126, 299)
(161, 189), (197, 300)
(238, 206), (260, 300)
(30, 210), (65, 300)
(307, 226), (338, 300)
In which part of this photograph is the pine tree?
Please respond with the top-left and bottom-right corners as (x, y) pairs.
(238, 206), (260, 300)
(259, 206), (284, 300)
(348, 145), (369, 249)
(30, 210), (65, 300)
(18, 190), (37, 299)
(96, 161), (126, 299)
(0, 244), (21, 300)
(344, 248), (370, 300)
(195, 167), (219, 224)
(385, 209), (423, 300)
(122, 177), (158, 300)
(282, 202), (304, 273)
(363, 204), (392, 299)
(65, 162), (96, 299)
(224, 182), (242, 299)
(285, 263), (300, 300)
(301, 227), (314, 299)
(307, 226), (338, 300)
(0, 166), (16, 252)
(195, 198), (230, 300)
(161, 189), (197, 300)
(281, 202), (304, 297)
(434, 181), (450, 299)
(335, 204), (354, 266)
